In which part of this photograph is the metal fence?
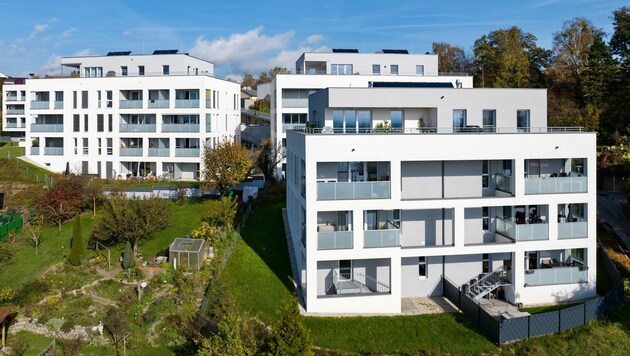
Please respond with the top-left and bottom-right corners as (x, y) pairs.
(443, 246), (625, 344)
(0, 214), (23, 241)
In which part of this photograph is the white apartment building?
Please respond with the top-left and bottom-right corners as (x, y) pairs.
(2, 76), (28, 142)
(2, 51), (240, 179)
(271, 49), (472, 178)
(286, 86), (596, 314)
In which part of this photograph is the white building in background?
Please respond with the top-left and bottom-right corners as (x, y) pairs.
(2, 76), (28, 143)
(271, 49), (471, 178)
(286, 85), (596, 314)
(3, 50), (240, 179)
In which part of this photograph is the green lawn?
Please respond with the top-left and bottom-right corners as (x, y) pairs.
(0, 141), (24, 158)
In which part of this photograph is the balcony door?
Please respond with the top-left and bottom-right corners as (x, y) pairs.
(339, 260), (352, 280)
(453, 109), (467, 132)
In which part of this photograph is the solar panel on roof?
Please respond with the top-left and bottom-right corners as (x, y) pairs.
(106, 51), (131, 56)
(382, 49), (409, 54)
(371, 82), (454, 88)
(153, 49), (179, 55)
(332, 48), (359, 53)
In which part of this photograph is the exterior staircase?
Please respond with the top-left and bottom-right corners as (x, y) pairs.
(465, 268), (511, 301)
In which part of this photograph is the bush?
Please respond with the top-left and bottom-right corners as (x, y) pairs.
(14, 279), (50, 306)
(0, 243), (14, 263)
(269, 297), (313, 355)
(143, 310), (157, 324)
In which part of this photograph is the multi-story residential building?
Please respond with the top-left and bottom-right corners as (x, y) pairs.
(286, 85), (596, 314)
(271, 49), (472, 178)
(3, 50), (240, 179)
(1, 76), (28, 143)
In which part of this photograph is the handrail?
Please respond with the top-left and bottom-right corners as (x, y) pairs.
(299, 126), (586, 135)
(332, 270), (390, 294)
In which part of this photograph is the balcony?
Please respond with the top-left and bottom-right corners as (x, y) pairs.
(162, 124), (200, 133)
(524, 266), (588, 286)
(54, 101), (64, 109)
(148, 99), (169, 108)
(364, 230), (400, 248)
(5, 122), (19, 128)
(119, 147), (143, 156)
(281, 98), (308, 108)
(6, 108), (24, 115)
(524, 176), (587, 194)
(558, 219), (588, 239)
(205, 99), (212, 108)
(175, 99), (199, 108)
(119, 100), (143, 109)
(495, 217), (548, 241)
(119, 124), (156, 133)
(282, 123), (306, 132)
(30, 101), (49, 109)
(317, 181), (391, 200)
(44, 147), (63, 155)
(31, 124), (63, 132)
(30, 147), (40, 155)
(317, 231), (353, 250)
(6, 95), (18, 101)
(175, 148), (200, 157)
(495, 174), (513, 194)
(206, 122), (212, 132)
(148, 148), (170, 157)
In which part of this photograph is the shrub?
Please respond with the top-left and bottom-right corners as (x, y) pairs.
(122, 241), (135, 269)
(0, 243), (14, 263)
(269, 297), (313, 355)
(14, 279), (50, 306)
(143, 310), (157, 324)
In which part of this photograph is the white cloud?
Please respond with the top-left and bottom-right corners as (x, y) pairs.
(189, 27), (329, 78)
(28, 23), (49, 40)
(38, 49), (91, 76)
(61, 28), (77, 38)
(303, 34), (326, 46)
(122, 30), (133, 37)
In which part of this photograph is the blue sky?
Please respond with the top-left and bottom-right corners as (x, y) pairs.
(0, 0), (625, 80)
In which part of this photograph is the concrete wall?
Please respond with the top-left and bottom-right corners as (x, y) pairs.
(401, 161), (442, 199)
(401, 256), (443, 297)
(444, 160), (482, 198)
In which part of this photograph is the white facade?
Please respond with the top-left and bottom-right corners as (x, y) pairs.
(5, 52), (240, 179)
(286, 86), (596, 314)
(271, 50), (473, 177)
(2, 78), (28, 140)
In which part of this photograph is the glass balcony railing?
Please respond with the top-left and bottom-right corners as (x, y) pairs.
(317, 181), (391, 200)
(282, 123), (306, 132)
(54, 101), (64, 109)
(495, 217), (548, 241)
(524, 176), (587, 194)
(162, 123), (200, 132)
(30, 147), (40, 155)
(524, 266), (588, 286)
(119, 100), (143, 109)
(148, 99), (169, 108)
(119, 124), (156, 132)
(317, 231), (353, 250)
(30, 101), (49, 109)
(281, 98), (308, 108)
(205, 99), (212, 108)
(119, 147), (143, 156)
(6, 95), (18, 101)
(558, 220), (588, 239)
(44, 147), (63, 155)
(175, 148), (200, 157)
(5, 122), (19, 128)
(148, 148), (170, 157)
(175, 99), (199, 108)
(206, 123), (212, 132)
(6, 109), (24, 115)
(31, 124), (63, 132)
(495, 174), (513, 194)
(364, 229), (400, 248)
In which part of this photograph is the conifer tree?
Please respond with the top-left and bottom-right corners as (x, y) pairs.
(269, 297), (313, 356)
(68, 214), (84, 266)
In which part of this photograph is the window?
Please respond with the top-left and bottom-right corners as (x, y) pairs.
(73, 138), (78, 155)
(483, 110), (496, 132)
(82, 138), (88, 155)
(84, 67), (102, 77)
(121, 66), (128, 76)
(482, 253), (490, 273)
(339, 260), (352, 279)
(162, 65), (170, 75)
(108, 114), (113, 132)
(97, 138), (102, 155)
(331, 64), (353, 75)
(482, 160), (489, 188)
(282, 113), (307, 124)
(482, 207), (489, 230)
(333, 110), (372, 133)
(73, 114), (80, 132)
(97, 114), (104, 132)
(416, 65), (424, 75)
(453, 109), (467, 131)
(81, 91), (88, 109)
(517, 110), (530, 132)
(390, 65), (399, 75)
(106, 138), (113, 155)
(418, 257), (427, 278)
(73, 91), (77, 109)
(138, 65), (145, 76)
(372, 64), (380, 75)
(97, 91), (102, 108)
(84, 114), (88, 132)
(106, 91), (113, 108)
(390, 110), (403, 130)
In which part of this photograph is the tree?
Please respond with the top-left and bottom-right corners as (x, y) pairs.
(241, 73), (256, 88)
(91, 196), (170, 254)
(202, 140), (253, 196)
(269, 297), (313, 356)
(103, 307), (132, 355)
(82, 179), (103, 216)
(197, 313), (268, 356)
(68, 214), (85, 266)
(37, 176), (84, 230)
(25, 201), (44, 254)
(610, 6), (630, 60)
(122, 241), (135, 269)
(255, 138), (285, 183)
(58, 334), (86, 356)
(432, 42), (471, 74)
(473, 26), (550, 88)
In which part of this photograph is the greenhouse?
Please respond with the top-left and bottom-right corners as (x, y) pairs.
(168, 238), (208, 270)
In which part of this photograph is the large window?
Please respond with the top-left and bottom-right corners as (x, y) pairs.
(282, 113), (307, 124)
(483, 109), (496, 132)
(453, 109), (467, 131)
(333, 110), (372, 133)
(390, 110), (403, 129)
(390, 65), (399, 75)
(517, 110), (530, 132)
(372, 64), (380, 75)
(331, 64), (353, 75)
(418, 257), (427, 278)
(84, 67), (103, 78)
(416, 65), (424, 75)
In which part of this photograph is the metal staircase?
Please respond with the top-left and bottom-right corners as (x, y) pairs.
(465, 268), (511, 301)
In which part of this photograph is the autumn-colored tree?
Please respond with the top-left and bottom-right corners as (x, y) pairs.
(432, 42), (472, 74)
(202, 140), (254, 196)
(241, 73), (256, 88)
(37, 176), (85, 230)
(256, 138), (285, 183)
(103, 307), (132, 355)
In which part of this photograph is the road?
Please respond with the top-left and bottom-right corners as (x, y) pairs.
(597, 191), (630, 252)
